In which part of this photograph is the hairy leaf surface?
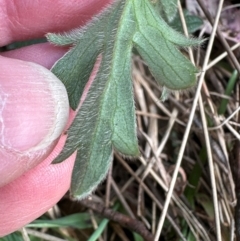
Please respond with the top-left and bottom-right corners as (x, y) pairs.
(47, 0), (201, 198)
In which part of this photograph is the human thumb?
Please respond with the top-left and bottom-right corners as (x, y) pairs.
(0, 56), (69, 187)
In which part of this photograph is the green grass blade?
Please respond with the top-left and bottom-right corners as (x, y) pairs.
(26, 213), (97, 229)
(133, 232), (144, 241)
(218, 69), (238, 115)
(0, 233), (23, 241)
(87, 203), (119, 241)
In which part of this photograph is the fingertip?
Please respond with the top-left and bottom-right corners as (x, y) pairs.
(0, 56), (69, 186)
(1, 43), (68, 69)
(0, 0), (113, 45)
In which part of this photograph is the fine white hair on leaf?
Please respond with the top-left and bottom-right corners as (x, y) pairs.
(46, 0), (120, 46)
(72, 151), (114, 200)
(49, 0), (203, 200)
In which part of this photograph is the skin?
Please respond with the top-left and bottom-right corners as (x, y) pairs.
(0, 0), (111, 236)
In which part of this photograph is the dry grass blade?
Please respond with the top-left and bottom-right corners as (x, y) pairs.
(20, 228), (31, 241)
(116, 154), (188, 241)
(196, 0), (240, 73)
(206, 42), (240, 70)
(138, 157), (211, 241)
(154, 0), (224, 240)
(25, 229), (67, 241)
(198, 94), (222, 241)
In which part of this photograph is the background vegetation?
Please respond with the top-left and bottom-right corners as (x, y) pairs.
(2, 0), (240, 240)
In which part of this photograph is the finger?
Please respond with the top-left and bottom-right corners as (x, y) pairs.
(0, 56), (69, 187)
(0, 136), (76, 237)
(0, 0), (112, 46)
(2, 43), (67, 69)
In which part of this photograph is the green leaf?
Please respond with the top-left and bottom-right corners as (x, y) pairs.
(132, 0), (200, 90)
(49, 0), (139, 198)
(133, 30), (197, 90)
(158, 0), (178, 22)
(169, 10), (203, 34)
(132, 0), (201, 47)
(48, 15), (104, 110)
(47, 0), (201, 198)
(153, 0), (203, 34)
(27, 213), (98, 229)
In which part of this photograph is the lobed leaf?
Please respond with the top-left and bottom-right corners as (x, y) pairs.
(50, 0), (139, 198)
(48, 0), (201, 198)
(133, 0), (202, 47)
(47, 8), (108, 110)
(132, 0), (199, 90)
(133, 29), (198, 90)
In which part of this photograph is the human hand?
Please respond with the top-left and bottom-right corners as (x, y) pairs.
(0, 0), (111, 236)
